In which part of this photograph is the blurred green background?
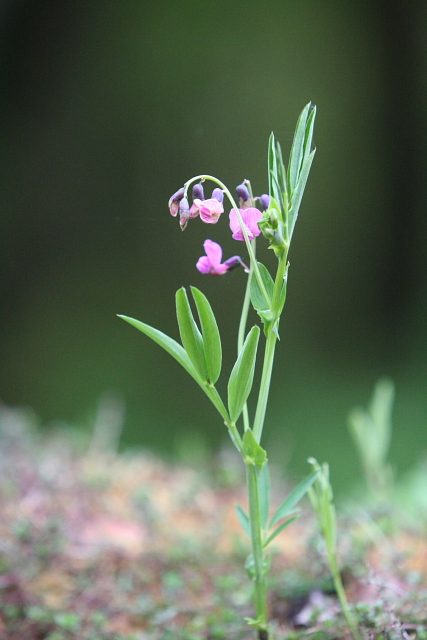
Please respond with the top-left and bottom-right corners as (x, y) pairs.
(1, 1), (426, 487)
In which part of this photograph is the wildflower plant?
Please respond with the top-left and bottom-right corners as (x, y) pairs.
(119, 104), (318, 638)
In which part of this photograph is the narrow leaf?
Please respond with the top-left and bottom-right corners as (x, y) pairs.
(176, 287), (207, 380)
(270, 470), (319, 527)
(235, 504), (251, 537)
(303, 104), (316, 166)
(242, 429), (267, 470)
(268, 132), (280, 204)
(250, 262), (274, 313)
(258, 462), (271, 530)
(264, 516), (299, 548)
(191, 286), (222, 385)
(118, 315), (200, 382)
(288, 102), (311, 193)
(288, 149), (315, 243)
(228, 326), (260, 423)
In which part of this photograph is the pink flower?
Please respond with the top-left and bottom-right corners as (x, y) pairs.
(190, 188), (224, 224)
(196, 240), (246, 276)
(229, 207), (263, 241)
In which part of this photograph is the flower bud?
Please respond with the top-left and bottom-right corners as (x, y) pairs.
(236, 182), (250, 203)
(168, 187), (185, 217)
(259, 194), (270, 211)
(211, 188), (224, 203)
(192, 182), (205, 201)
(179, 197), (190, 230)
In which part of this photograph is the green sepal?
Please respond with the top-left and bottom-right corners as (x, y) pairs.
(235, 504), (251, 537)
(263, 515), (299, 548)
(118, 315), (200, 382)
(227, 326), (260, 423)
(269, 469), (319, 527)
(258, 462), (271, 530)
(175, 287), (207, 381)
(242, 429), (267, 470)
(190, 286), (222, 385)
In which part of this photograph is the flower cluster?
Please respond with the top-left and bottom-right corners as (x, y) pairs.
(169, 180), (270, 276)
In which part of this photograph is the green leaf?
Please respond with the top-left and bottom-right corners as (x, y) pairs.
(268, 132), (280, 204)
(118, 314), (231, 425)
(190, 286), (222, 385)
(235, 504), (251, 537)
(242, 429), (267, 470)
(288, 102), (311, 193)
(250, 262), (274, 314)
(228, 326), (260, 423)
(288, 149), (315, 243)
(176, 287), (207, 381)
(263, 516), (299, 548)
(270, 470), (319, 527)
(118, 315), (201, 381)
(303, 104), (316, 167)
(258, 462), (271, 530)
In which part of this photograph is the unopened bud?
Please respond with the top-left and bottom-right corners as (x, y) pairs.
(168, 187), (185, 217)
(179, 197), (190, 230)
(211, 188), (224, 203)
(259, 194), (270, 211)
(192, 182), (205, 201)
(236, 182), (250, 202)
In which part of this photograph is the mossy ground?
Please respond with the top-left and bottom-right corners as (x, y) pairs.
(1, 405), (426, 640)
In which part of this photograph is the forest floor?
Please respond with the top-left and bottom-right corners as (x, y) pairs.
(1, 404), (427, 640)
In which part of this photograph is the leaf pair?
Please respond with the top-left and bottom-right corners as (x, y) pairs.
(119, 287), (261, 430)
(176, 286), (221, 385)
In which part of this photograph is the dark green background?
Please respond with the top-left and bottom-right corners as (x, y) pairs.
(2, 1), (426, 487)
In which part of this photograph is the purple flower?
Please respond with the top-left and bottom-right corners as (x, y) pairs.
(196, 240), (246, 276)
(179, 197), (191, 230)
(259, 194), (270, 211)
(192, 182), (205, 201)
(168, 187), (185, 217)
(236, 182), (250, 204)
(229, 207), (263, 241)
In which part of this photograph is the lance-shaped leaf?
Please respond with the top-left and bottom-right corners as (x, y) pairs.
(250, 262), (274, 314)
(118, 315), (200, 382)
(303, 104), (316, 167)
(287, 149), (316, 243)
(270, 469), (319, 527)
(263, 515), (298, 548)
(176, 287), (207, 381)
(190, 286), (222, 385)
(235, 504), (251, 537)
(118, 314), (230, 425)
(228, 326), (260, 423)
(288, 102), (311, 194)
(268, 132), (280, 205)
(242, 429), (267, 470)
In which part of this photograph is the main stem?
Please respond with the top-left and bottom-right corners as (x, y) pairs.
(247, 463), (268, 638)
(253, 253), (288, 443)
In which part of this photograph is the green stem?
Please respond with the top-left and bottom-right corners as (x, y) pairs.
(328, 554), (361, 640)
(247, 463), (268, 632)
(252, 254), (288, 443)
